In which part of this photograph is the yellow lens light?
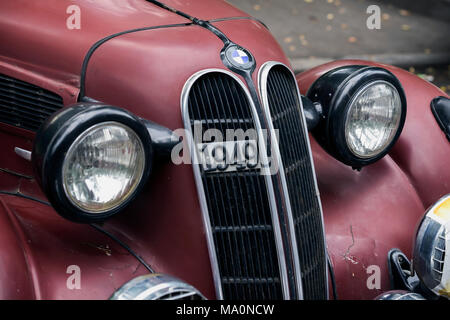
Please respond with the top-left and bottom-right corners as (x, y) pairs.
(433, 196), (450, 221)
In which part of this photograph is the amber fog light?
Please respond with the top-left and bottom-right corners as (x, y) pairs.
(32, 103), (153, 223)
(307, 65), (407, 169)
(413, 194), (450, 299)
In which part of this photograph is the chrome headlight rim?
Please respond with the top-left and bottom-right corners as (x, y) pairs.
(62, 121), (146, 214)
(32, 104), (153, 223)
(343, 80), (403, 159)
(307, 65), (407, 168)
(110, 274), (206, 300)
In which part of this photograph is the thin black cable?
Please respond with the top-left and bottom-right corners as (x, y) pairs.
(144, 0), (196, 21)
(0, 168), (33, 180)
(144, 0), (232, 45)
(79, 1), (269, 100)
(327, 252), (338, 300)
(144, 0), (269, 30)
(90, 223), (155, 274)
(0, 191), (51, 206)
(0, 190), (155, 274)
(78, 23), (192, 100)
(208, 17), (269, 30)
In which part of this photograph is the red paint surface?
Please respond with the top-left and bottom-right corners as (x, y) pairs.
(0, 194), (152, 299)
(0, 0), (448, 300)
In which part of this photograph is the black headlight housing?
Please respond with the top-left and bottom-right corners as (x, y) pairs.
(32, 103), (153, 223)
(307, 65), (407, 169)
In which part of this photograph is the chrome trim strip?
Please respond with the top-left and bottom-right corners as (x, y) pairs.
(258, 62), (304, 299)
(291, 66), (330, 300)
(15, 147), (32, 161)
(258, 61), (330, 299)
(181, 68), (290, 300)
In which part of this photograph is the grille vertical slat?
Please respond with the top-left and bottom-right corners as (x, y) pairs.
(265, 65), (327, 300)
(187, 72), (283, 300)
(0, 73), (64, 131)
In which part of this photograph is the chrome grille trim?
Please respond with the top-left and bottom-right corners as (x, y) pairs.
(258, 61), (329, 299)
(258, 62), (304, 299)
(181, 69), (290, 300)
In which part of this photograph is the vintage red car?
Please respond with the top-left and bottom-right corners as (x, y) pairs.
(0, 0), (449, 300)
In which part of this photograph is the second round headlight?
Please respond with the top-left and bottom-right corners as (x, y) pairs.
(345, 81), (402, 158)
(307, 65), (407, 168)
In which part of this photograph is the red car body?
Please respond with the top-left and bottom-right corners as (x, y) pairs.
(0, 0), (448, 300)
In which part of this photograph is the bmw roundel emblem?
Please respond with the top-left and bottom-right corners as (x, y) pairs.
(231, 49), (250, 65)
(223, 44), (255, 71)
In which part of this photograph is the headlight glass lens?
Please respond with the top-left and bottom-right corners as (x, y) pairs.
(63, 122), (145, 213)
(345, 81), (402, 158)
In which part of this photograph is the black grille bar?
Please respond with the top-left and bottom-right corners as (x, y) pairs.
(0, 73), (64, 131)
(185, 72), (284, 299)
(264, 64), (328, 300)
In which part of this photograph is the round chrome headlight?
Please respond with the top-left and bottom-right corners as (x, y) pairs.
(32, 104), (153, 223)
(413, 194), (450, 299)
(307, 65), (407, 168)
(376, 290), (425, 300)
(62, 122), (146, 213)
(110, 274), (206, 300)
(345, 81), (402, 158)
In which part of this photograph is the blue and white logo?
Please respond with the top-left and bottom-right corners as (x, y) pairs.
(223, 45), (254, 71)
(231, 49), (250, 65)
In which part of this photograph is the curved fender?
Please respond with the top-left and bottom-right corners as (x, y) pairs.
(0, 194), (154, 300)
(296, 60), (450, 299)
(0, 196), (35, 299)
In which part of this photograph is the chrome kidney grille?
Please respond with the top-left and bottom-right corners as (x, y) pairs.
(182, 64), (327, 300)
(184, 72), (284, 299)
(262, 64), (327, 299)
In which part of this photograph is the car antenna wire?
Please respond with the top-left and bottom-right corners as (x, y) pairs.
(144, 0), (231, 44)
(144, 0), (197, 21)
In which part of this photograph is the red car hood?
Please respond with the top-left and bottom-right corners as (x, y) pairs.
(0, 0), (250, 89)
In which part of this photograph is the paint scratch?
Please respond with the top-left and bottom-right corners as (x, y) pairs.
(342, 225), (359, 264)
